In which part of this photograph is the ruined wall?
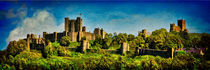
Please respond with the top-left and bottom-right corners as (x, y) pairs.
(170, 19), (187, 32)
(138, 29), (148, 37)
(94, 28), (101, 37)
(120, 42), (129, 54)
(26, 34), (45, 50)
(136, 48), (174, 58)
(81, 40), (89, 52)
(94, 28), (106, 39)
(170, 23), (181, 32)
(101, 29), (106, 39)
(82, 32), (95, 41)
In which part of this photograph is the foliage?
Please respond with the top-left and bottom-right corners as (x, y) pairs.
(51, 41), (61, 48)
(60, 36), (71, 46)
(43, 42), (57, 57)
(1, 28), (210, 69)
(68, 42), (80, 48)
(7, 39), (27, 56)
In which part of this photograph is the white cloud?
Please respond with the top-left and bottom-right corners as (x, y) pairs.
(7, 10), (64, 43)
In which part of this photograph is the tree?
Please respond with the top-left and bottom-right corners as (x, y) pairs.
(103, 34), (113, 49)
(43, 42), (57, 57)
(60, 36), (71, 46)
(7, 39), (27, 56)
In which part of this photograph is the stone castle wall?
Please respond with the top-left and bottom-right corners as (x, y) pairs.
(135, 48), (174, 59)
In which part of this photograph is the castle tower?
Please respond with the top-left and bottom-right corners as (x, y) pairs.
(142, 29), (147, 34)
(70, 20), (75, 32)
(178, 19), (186, 31)
(77, 17), (83, 32)
(27, 34), (31, 39)
(65, 17), (70, 32)
(101, 28), (106, 39)
(170, 23), (176, 32)
(27, 38), (30, 51)
(75, 17), (82, 32)
(142, 29), (147, 37)
(54, 32), (57, 42)
(94, 28), (101, 37)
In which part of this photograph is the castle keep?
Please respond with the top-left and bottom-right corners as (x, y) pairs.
(170, 19), (188, 32)
(43, 17), (106, 42)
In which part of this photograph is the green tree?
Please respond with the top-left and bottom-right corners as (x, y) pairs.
(60, 36), (71, 46)
(7, 39), (27, 56)
(43, 42), (57, 57)
(103, 34), (113, 49)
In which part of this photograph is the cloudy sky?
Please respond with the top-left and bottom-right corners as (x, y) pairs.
(0, 1), (210, 50)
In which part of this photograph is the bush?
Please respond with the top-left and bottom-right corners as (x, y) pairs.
(68, 42), (80, 48)
(7, 39), (27, 56)
(60, 36), (71, 46)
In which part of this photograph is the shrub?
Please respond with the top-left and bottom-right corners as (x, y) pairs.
(60, 36), (71, 46)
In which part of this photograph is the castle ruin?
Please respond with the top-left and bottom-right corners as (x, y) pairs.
(14, 17), (106, 51)
(44, 17), (106, 42)
(170, 19), (188, 32)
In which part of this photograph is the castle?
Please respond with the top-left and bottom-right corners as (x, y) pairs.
(7, 17), (184, 58)
(170, 19), (188, 32)
(8, 17), (106, 50)
(43, 17), (106, 42)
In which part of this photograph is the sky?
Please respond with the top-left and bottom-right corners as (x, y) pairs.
(0, 1), (210, 50)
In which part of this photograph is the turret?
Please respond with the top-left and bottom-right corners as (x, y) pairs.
(76, 17), (82, 32)
(54, 32), (57, 42)
(27, 34), (31, 39)
(65, 17), (69, 32)
(94, 28), (101, 37)
(101, 28), (106, 39)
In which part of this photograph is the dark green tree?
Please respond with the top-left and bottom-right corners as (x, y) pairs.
(7, 39), (27, 56)
(60, 36), (71, 46)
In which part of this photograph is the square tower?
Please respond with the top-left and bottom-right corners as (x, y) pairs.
(65, 17), (70, 32)
(178, 19), (186, 31)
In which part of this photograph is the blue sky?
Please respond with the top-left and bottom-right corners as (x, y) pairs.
(0, 1), (210, 50)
